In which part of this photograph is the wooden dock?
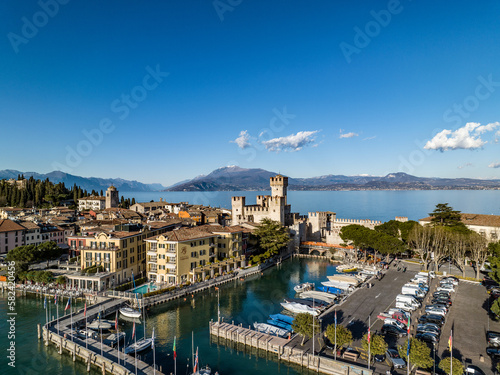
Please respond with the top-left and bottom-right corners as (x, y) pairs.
(209, 321), (373, 375)
(40, 297), (164, 375)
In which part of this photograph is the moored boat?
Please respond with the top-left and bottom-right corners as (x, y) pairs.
(280, 302), (319, 316)
(124, 336), (153, 354)
(327, 274), (361, 285)
(104, 332), (126, 346)
(299, 290), (337, 304)
(294, 282), (315, 293)
(283, 297), (326, 308)
(119, 307), (141, 319)
(253, 322), (290, 338)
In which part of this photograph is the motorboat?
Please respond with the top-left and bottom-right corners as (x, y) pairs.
(267, 314), (294, 330)
(283, 297), (326, 308)
(321, 280), (352, 291)
(327, 274), (361, 285)
(299, 291), (337, 304)
(119, 306), (141, 319)
(253, 322), (290, 338)
(336, 264), (358, 273)
(294, 282), (315, 293)
(87, 319), (113, 331)
(280, 302), (319, 316)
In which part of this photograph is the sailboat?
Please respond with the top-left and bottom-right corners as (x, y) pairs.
(192, 346), (212, 375)
(124, 297), (153, 355)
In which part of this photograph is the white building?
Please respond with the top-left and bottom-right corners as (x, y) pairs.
(419, 213), (500, 243)
(78, 196), (105, 211)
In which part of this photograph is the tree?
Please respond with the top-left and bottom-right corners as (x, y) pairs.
(491, 298), (500, 319)
(408, 225), (433, 270)
(429, 203), (464, 228)
(361, 333), (387, 357)
(398, 338), (433, 371)
(325, 323), (352, 351)
(438, 356), (463, 375)
(56, 275), (67, 285)
(253, 218), (290, 260)
(291, 313), (318, 345)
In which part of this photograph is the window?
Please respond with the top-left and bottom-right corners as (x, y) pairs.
(130, 237), (134, 243)
(190, 262), (197, 270)
(191, 251), (197, 258)
(169, 244), (176, 251)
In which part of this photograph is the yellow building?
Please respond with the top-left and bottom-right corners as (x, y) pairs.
(146, 225), (248, 285)
(67, 220), (181, 286)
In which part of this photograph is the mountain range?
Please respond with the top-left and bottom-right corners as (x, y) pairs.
(2, 167), (500, 193)
(0, 170), (165, 192)
(165, 166), (500, 191)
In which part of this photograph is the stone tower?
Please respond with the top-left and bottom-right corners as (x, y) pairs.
(270, 175), (288, 203)
(105, 186), (119, 209)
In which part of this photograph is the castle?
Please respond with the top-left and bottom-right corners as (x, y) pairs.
(231, 175), (293, 226)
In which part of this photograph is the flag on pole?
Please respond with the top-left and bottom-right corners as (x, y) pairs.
(83, 302), (87, 317)
(214, 287), (219, 290)
(54, 294), (57, 305)
(151, 327), (155, 349)
(173, 336), (177, 359)
(407, 315), (411, 334)
(334, 310), (337, 326)
(367, 325), (371, 343)
(448, 330), (452, 350)
(98, 307), (101, 322)
(132, 321), (136, 339)
(193, 347), (199, 373)
(115, 311), (118, 330)
(65, 297), (71, 311)
(132, 271), (136, 289)
(44, 297), (47, 309)
(407, 315), (411, 357)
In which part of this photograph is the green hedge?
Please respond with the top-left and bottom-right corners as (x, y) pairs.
(143, 286), (177, 297)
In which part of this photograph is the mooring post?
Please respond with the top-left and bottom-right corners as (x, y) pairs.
(59, 336), (63, 355)
(37, 323), (41, 340)
(101, 361), (105, 375)
(87, 354), (91, 372)
(45, 329), (49, 347)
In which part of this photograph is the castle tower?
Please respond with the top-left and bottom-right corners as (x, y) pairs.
(270, 175), (288, 202)
(106, 186), (119, 209)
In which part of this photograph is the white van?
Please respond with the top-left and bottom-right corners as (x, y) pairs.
(384, 318), (406, 330)
(402, 285), (425, 298)
(396, 294), (421, 308)
(395, 300), (417, 312)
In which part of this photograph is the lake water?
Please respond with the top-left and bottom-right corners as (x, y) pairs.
(0, 258), (338, 375)
(122, 190), (500, 222)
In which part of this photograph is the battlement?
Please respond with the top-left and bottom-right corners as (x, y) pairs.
(270, 175), (288, 185)
(334, 218), (382, 225)
(395, 216), (408, 222)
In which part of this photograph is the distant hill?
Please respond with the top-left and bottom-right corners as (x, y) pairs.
(0, 170), (165, 192)
(166, 167), (500, 191)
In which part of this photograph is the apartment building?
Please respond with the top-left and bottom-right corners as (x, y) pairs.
(67, 220), (181, 286)
(0, 219), (25, 255)
(145, 225), (248, 285)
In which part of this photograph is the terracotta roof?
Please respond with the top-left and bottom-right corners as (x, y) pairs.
(157, 227), (215, 242)
(19, 221), (40, 230)
(0, 219), (26, 233)
(420, 213), (500, 227)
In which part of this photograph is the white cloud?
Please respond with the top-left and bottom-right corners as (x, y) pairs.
(362, 136), (376, 141)
(489, 162), (500, 168)
(231, 130), (251, 149)
(457, 163), (473, 169)
(424, 122), (500, 151)
(339, 132), (358, 139)
(261, 131), (319, 152)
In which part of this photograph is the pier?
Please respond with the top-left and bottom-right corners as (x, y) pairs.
(40, 297), (164, 375)
(209, 321), (373, 375)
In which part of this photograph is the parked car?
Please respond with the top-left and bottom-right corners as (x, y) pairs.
(431, 298), (452, 307)
(464, 365), (486, 375)
(418, 314), (445, 326)
(381, 324), (407, 338)
(424, 307), (446, 317)
(417, 326), (440, 337)
(433, 290), (451, 298)
(482, 277), (499, 288)
(442, 276), (458, 285)
(417, 322), (441, 333)
(437, 285), (455, 293)
(386, 348), (406, 369)
(415, 332), (439, 344)
(486, 347), (500, 359)
(487, 331), (500, 347)
(373, 353), (385, 362)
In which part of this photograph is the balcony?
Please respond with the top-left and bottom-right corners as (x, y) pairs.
(148, 256), (158, 263)
(165, 264), (176, 270)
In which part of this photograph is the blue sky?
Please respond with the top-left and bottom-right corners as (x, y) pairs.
(1, 0), (500, 185)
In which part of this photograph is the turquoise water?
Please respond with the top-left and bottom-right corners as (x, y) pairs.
(0, 258), (339, 375)
(131, 282), (158, 295)
(122, 190), (500, 221)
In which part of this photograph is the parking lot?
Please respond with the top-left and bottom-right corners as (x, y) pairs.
(320, 261), (500, 374)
